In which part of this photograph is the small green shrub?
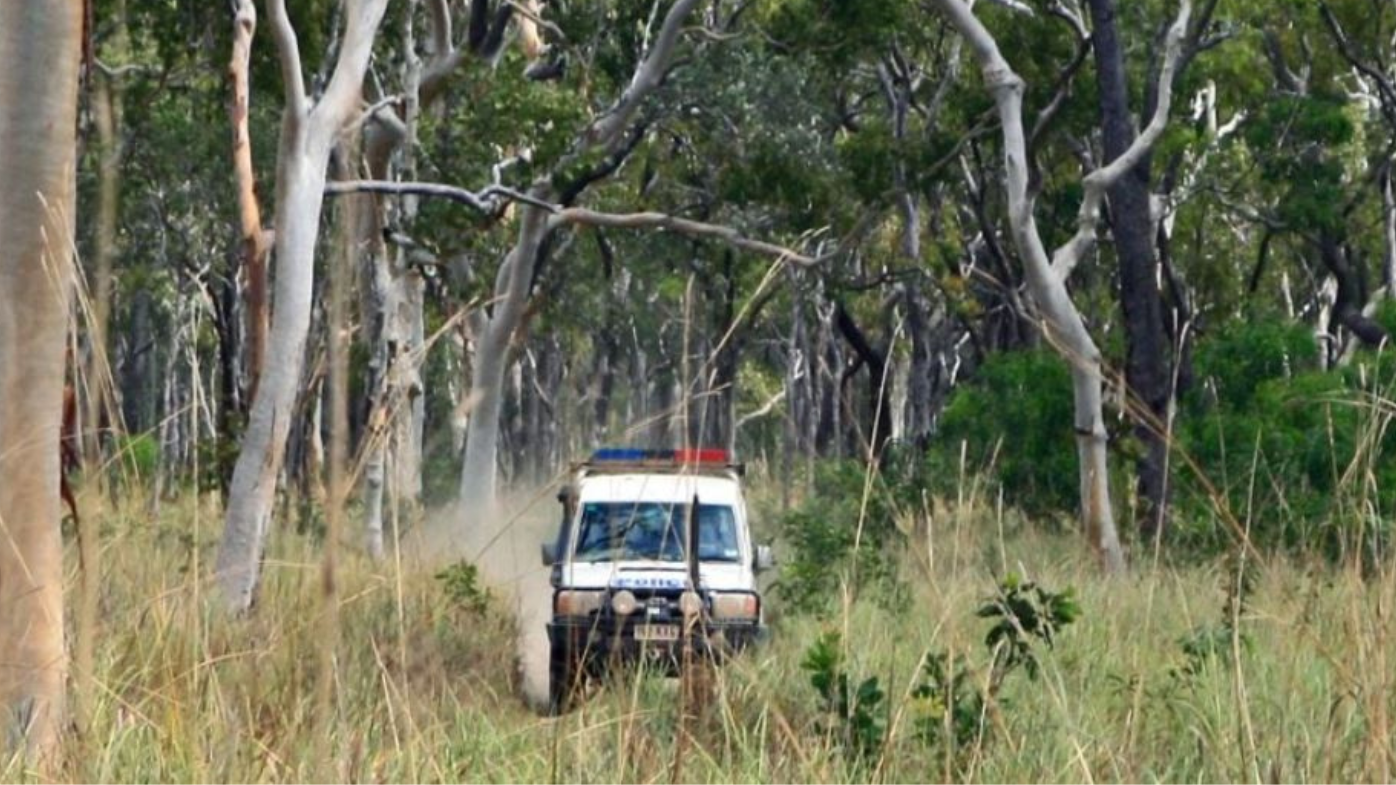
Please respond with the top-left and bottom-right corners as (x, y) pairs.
(801, 575), (1080, 770)
(774, 458), (909, 614)
(114, 432), (161, 483)
(435, 561), (493, 614)
(978, 572), (1080, 682)
(801, 631), (887, 760)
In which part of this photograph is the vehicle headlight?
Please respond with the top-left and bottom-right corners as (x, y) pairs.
(711, 593), (758, 620)
(555, 590), (604, 616)
(610, 589), (638, 616)
(678, 590), (704, 618)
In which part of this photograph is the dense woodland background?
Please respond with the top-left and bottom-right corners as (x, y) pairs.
(8, 0), (1396, 779)
(68, 0), (1396, 557)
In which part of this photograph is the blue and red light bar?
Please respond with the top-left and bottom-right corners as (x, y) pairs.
(590, 447), (732, 465)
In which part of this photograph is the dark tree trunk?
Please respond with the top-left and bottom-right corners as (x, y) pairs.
(833, 301), (893, 461)
(212, 265), (245, 497)
(1320, 231), (1387, 349)
(1088, 0), (1172, 542)
(121, 287), (155, 436)
(814, 305), (842, 458)
(903, 284), (935, 449)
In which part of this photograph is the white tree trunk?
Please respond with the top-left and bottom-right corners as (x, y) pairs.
(928, 0), (1190, 572)
(459, 205), (549, 514)
(456, 0), (702, 516)
(216, 0), (388, 613)
(0, 0), (82, 758)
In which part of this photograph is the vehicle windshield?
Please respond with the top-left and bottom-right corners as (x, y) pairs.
(572, 501), (741, 563)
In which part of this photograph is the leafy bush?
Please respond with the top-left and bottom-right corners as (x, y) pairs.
(775, 451), (930, 613)
(114, 432), (161, 483)
(800, 631), (887, 760)
(435, 561), (493, 615)
(1175, 318), (1396, 559)
(929, 349), (1078, 517)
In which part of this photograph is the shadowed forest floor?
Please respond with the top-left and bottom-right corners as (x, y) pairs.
(11, 478), (1396, 783)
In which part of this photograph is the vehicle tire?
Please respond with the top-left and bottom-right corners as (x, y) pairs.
(548, 648), (580, 715)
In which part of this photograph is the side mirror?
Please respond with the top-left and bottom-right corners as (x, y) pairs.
(755, 544), (775, 573)
(540, 542), (559, 566)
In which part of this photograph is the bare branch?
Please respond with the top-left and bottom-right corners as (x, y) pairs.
(547, 207), (820, 266)
(426, 0), (452, 57)
(505, 0), (564, 41)
(1028, 1), (1092, 155)
(1052, 0), (1191, 281)
(984, 0), (1036, 14)
(92, 58), (149, 78)
(314, 0), (392, 134)
(583, 0), (702, 153)
(735, 389), (787, 430)
(324, 179), (555, 212)
(1320, 1), (1396, 127)
(267, 0), (309, 119)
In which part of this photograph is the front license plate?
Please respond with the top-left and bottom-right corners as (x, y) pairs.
(634, 624), (679, 642)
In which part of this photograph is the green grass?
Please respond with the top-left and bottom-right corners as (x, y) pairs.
(10, 482), (1396, 782)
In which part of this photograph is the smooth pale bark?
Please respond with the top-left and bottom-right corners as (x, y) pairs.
(216, 0), (389, 614)
(359, 0), (544, 551)
(0, 0), (82, 758)
(928, 0), (1191, 573)
(459, 204), (549, 511)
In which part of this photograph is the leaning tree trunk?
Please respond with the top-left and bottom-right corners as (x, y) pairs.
(0, 0), (82, 759)
(457, 0), (702, 517)
(216, 0), (389, 614)
(928, 0), (1191, 573)
(459, 204), (549, 514)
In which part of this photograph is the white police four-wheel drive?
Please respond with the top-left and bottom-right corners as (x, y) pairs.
(540, 448), (773, 711)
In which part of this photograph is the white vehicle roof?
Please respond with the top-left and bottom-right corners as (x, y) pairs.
(576, 472), (744, 507)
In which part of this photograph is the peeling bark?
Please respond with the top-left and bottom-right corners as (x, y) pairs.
(216, 0), (389, 614)
(230, 0), (270, 403)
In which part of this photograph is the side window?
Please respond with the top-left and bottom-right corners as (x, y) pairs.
(696, 505), (741, 562)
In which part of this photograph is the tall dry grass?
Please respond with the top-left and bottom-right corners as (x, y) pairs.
(3, 464), (1393, 783)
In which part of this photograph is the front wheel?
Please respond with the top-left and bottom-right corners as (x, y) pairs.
(548, 648), (581, 715)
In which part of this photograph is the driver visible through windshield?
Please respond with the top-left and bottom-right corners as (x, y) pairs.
(573, 501), (741, 563)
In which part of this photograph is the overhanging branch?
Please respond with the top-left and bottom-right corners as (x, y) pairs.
(324, 180), (822, 266)
(547, 208), (820, 266)
(1051, 0), (1191, 281)
(325, 179), (555, 212)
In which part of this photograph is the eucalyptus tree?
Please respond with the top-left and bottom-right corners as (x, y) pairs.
(0, 0), (83, 758)
(927, 0), (1194, 572)
(352, 0), (541, 559)
(216, 0), (389, 614)
(1318, 0), (1396, 313)
(453, 0), (706, 515)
